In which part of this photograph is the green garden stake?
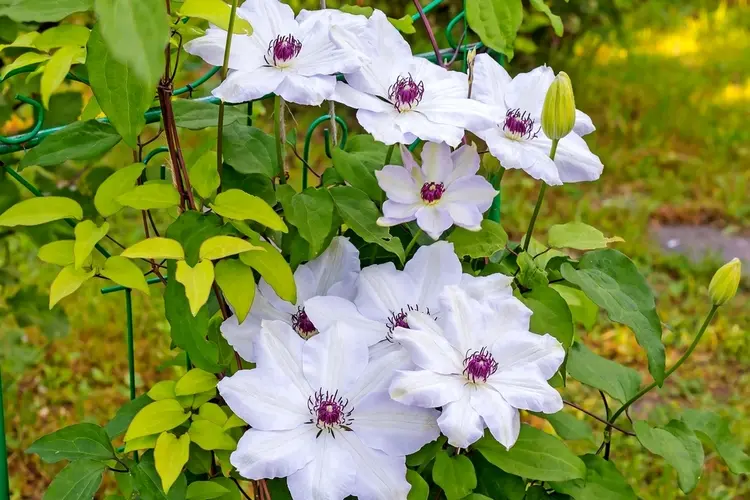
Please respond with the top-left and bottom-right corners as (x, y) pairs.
(125, 289), (136, 401)
(0, 373), (9, 500)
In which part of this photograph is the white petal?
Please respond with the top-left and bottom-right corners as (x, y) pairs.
(363, 10), (412, 61)
(489, 366), (564, 413)
(420, 142), (453, 183)
(237, 0), (297, 47)
(231, 425), (317, 480)
(470, 385), (520, 450)
(349, 347), (413, 405)
(380, 200), (421, 224)
(276, 73), (336, 106)
(337, 431), (410, 500)
(375, 166), (420, 203)
(212, 67), (285, 103)
(530, 133), (604, 184)
(218, 370), (309, 431)
(417, 97), (500, 136)
(354, 262), (416, 323)
(437, 390), (486, 448)
(295, 20), (362, 76)
(446, 203), (482, 230)
(438, 285), (491, 353)
(478, 129), (563, 186)
(287, 433), (354, 500)
(258, 276), (298, 315)
(221, 292), (291, 362)
(299, 236), (361, 300)
(389, 369), (465, 408)
(356, 108), (413, 145)
(304, 295), (387, 347)
(415, 205), (453, 240)
(183, 28), (263, 71)
(574, 109), (596, 136)
(459, 273), (513, 304)
(505, 65), (555, 119)
(394, 110), (465, 148)
(303, 322), (369, 393)
(447, 143), (481, 184)
(255, 320), (311, 397)
(443, 175), (497, 213)
(391, 321), (463, 375)
(332, 81), (392, 113)
(353, 391), (440, 456)
(471, 53), (511, 107)
(489, 332), (564, 379)
(404, 241), (462, 309)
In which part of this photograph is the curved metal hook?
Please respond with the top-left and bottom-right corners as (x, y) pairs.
(0, 95), (45, 145)
(302, 114), (348, 189)
(143, 146), (170, 181)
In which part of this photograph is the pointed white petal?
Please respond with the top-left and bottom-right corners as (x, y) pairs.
(447, 143), (481, 184)
(389, 369), (465, 408)
(420, 142), (453, 183)
(574, 109), (596, 136)
(437, 390), (486, 448)
(404, 241), (462, 310)
(231, 425), (317, 480)
(337, 431), (410, 500)
(184, 28), (263, 71)
(354, 262), (416, 323)
(417, 97), (500, 136)
(356, 108), (413, 145)
(415, 205), (453, 240)
(470, 385), (520, 450)
(304, 295), (386, 346)
(459, 273), (514, 304)
(394, 110), (465, 148)
(443, 175), (497, 213)
(471, 53), (512, 107)
(332, 81), (392, 113)
(438, 285), (491, 353)
(530, 133), (604, 184)
(349, 347), (413, 405)
(446, 203), (483, 230)
(504, 65), (555, 119)
(212, 67), (285, 103)
(236, 0), (297, 47)
(375, 165), (420, 203)
(255, 320), (311, 397)
(478, 129), (563, 186)
(489, 366), (564, 413)
(295, 20), (363, 76)
(221, 292), (291, 362)
(391, 320), (463, 374)
(287, 433), (355, 500)
(489, 332), (564, 379)
(299, 236), (361, 300)
(302, 322), (369, 393)
(380, 200), (421, 224)
(276, 73), (336, 106)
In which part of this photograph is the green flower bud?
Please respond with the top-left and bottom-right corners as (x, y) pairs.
(708, 258), (741, 306)
(541, 71), (576, 141)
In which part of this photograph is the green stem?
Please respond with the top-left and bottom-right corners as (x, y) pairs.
(384, 144), (396, 166)
(216, 0), (240, 185)
(522, 139), (558, 251)
(125, 289), (136, 401)
(0, 372), (8, 499)
(405, 229), (423, 256)
(274, 95), (286, 184)
(488, 167), (505, 223)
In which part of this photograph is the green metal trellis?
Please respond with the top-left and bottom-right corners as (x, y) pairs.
(0, 1), (501, 496)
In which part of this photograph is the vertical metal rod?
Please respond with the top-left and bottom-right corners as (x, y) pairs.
(0, 372), (9, 500)
(125, 289), (136, 401)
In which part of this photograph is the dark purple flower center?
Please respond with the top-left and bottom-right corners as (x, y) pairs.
(388, 74), (425, 112)
(307, 389), (353, 436)
(266, 34), (302, 66)
(291, 307), (318, 339)
(386, 304), (434, 341)
(420, 182), (445, 203)
(503, 108), (537, 141)
(463, 347), (498, 383)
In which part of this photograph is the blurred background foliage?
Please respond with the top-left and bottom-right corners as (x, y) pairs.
(0, 0), (748, 497)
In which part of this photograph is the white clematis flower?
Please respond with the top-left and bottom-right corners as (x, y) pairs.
(220, 320), (440, 500)
(389, 286), (565, 450)
(375, 142), (497, 240)
(183, 0), (364, 105)
(330, 10), (498, 147)
(221, 237), (359, 362)
(471, 53), (603, 186)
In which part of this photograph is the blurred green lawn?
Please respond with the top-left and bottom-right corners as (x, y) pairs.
(2, 0), (749, 497)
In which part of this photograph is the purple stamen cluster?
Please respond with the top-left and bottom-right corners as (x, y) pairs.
(307, 389), (353, 436)
(386, 304), (433, 341)
(420, 182), (445, 203)
(503, 108), (537, 140)
(388, 74), (425, 112)
(266, 34), (302, 66)
(291, 307), (318, 339)
(463, 347), (498, 383)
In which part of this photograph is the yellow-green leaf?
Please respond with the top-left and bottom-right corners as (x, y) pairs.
(101, 256), (149, 295)
(188, 420), (236, 451)
(214, 259), (255, 323)
(186, 480), (230, 500)
(41, 45), (84, 108)
(123, 434), (158, 453)
(0, 196), (82, 227)
(175, 368), (218, 397)
(38, 240), (75, 266)
(34, 25), (91, 51)
(0, 52), (50, 79)
(124, 399), (190, 441)
(176, 260), (214, 316)
(154, 432), (190, 494)
(49, 265), (95, 309)
(73, 220), (109, 269)
(240, 241), (296, 303)
(199, 235), (261, 261)
(147, 380), (177, 401)
(117, 183), (181, 210)
(210, 189), (287, 232)
(180, 0), (253, 35)
(94, 163), (145, 217)
(191, 389), (216, 409)
(0, 31), (40, 52)
(121, 237), (185, 260)
(194, 403), (227, 427)
(222, 414), (246, 431)
(188, 150), (220, 199)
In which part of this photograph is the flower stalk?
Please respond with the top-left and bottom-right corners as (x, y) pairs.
(216, 0), (241, 183)
(274, 94), (287, 184)
(523, 140), (558, 251)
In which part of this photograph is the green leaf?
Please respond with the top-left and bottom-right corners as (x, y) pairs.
(124, 434), (159, 453)
(634, 420), (704, 493)
(43, 459), (105, 500)
(172, 99), (247, 130)
(329, 185), (405, 263)
(87, 24), (154, 148)
(389, 14), (416, 34)
(189, 420), (237, 451)
(186, 481), (230, 500)
(132, 454), (187, 500)
(38, 240), (75, 266)
(471, 453), (526, 500)
(179, 0), (252, 34)
(93, 0), (168, 88)
(534, 410), (595, 443)
(210, 189), (287, 232)
(194, 403), (228, 426)
(94, 163), (146, 217)
(192, 388), (217, 409)
(155, 432), (190, 494)
(407, 437), (446, 467)
(73, 220), (109, 268)
(0, 196), (83, 226)
(41, 45), (83, 108)
(239, 241), (296, 304)
(121, 237), (185, 260)
(50, 265), (95, 308)
(124, 399), (190, 441)
(517, 251), (549, 289)
(199, 235), (260, 261)
(105, 394), (152, 438)
(550, 284), (598, 329)
(474, 425), (586, 481)
(561, 249), (665, 384)
(19, 120), (122, 169)
(147, 381), (176, 401)
(521, 285), (574, 353)
(221, 166), (276, 207)
(34, 25), (90, 51)
(432, 451), (476, 500)
(189, 151), (221, 199)
(448, 220), (508, 259)
(101, 256), (150, 294)
(465, 0), (523, 59)
(287, 188), (337, 258)
(0, 0), (93, 22)
(223, 413), (246, 431)
(175, 368), (218, 396)
(548, 222), (623, 251)
(27, 423), (115, 463)
(550, 454), (636, 500)
(681, 409), (750, 475)
(215, 259), (256, 323)
(566, 342), (641, 404)
(210, 477), (240, 499)
(406, 469), (429, 500)
(176, 260), (214, 316)
(222, 122), (277, 177)
(331, 146), (383, 202)
(117, 183), (181, 210)
(0, 52), (50, 79)
(529, 0), (563, 36)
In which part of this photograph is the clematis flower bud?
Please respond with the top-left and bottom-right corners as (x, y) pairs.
(708, 258), (741, 306)
(541, 71), (576, 141)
